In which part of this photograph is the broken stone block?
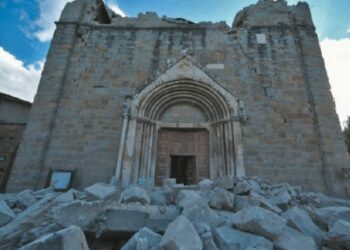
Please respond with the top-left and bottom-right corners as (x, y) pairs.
(53, 200), (105, 230)
(0, 200), (15, 226)
(313, 206), (350, 229)
(324, 220), (350, 249)
(233, 195), (261, 212)
(274, 226), (317, 250)
(213, 226), (273, 250)
(233, 180), (251, 195)
(121, 227), (162, 250)
(54, 189), (75, 203)
(201, 231), (219, 250)
(232, 206), (286, 240)
(84, 183), (120, 201)
(163, 178), (176, 188)
(170, 184), (198, 202)
(208, 187), (235, 211)
(20, 225), (90, 250)
(267, 191), (292, 210)
(121, 186), (151, 205)
(17, 190), (37, 208)
(283, 206), (322, 245)
(150, 190), (167, 206)
(214, 175), (238, 190)
(199, 179), (215, 191)
(96, 208), (149, 237)
(160, 215), (203, 250)
(145, 205), (178, 233)
(175, 190), (205, 209)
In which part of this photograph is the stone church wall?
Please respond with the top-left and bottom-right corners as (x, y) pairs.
(6, 0), (349, 196)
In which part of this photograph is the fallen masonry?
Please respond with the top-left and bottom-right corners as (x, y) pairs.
(0, 176), (350, 249)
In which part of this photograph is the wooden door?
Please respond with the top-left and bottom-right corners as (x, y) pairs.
(155, 129), (209, 185)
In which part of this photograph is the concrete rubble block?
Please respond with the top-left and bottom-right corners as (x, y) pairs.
(175, 190), (205, 209)
(54, 189), (75, 203)
(274, 226), (317, 250)
(214, 175), (238, 190)
(53, 200), (105, 230)
(324, 220), (350, 249)
(283, 206), (322, 244)
(150, 190), (167, 206)
(20, 223), (60, 247)
(160, 215), (203, 250)
(199, 179), (215, 192)
(96, 207), (149, 237)
(20, 225), (90, 250)
(121, 227), (162, 250)
(233, 180), (251, 195)
(213, 225), (273, 250)
(208, 187), (235, 211)
(84, 183), (120, 201)
(163, 178), (176, 188)
(201, 231), (219, 250)
(313, 206), (350, 229)
(232, 206), (286, 240)
(0, 200), (16, 226)
(17, 190), (37, 208)
(121, 186), (151, 205)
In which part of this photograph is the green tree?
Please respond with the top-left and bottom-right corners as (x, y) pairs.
(344, 117), (350, 154)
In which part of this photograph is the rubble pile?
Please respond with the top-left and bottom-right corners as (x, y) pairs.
(1, 176), (350, 249)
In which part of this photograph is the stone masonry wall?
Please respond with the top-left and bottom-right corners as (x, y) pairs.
(7, 0), (350, 196)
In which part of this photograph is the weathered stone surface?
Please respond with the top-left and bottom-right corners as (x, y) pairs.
(233, 195), (261, 212)
(20, 225), (90, 250)
(84, 183), (119, 201)
(175, 190), (204, 209)
(121, 186), (151, 205)
(97, 208), (149, 237)
(53, 200), (105, 230)
(0, 200), (15, 226)
(201, 231), (219, 250)
(199, 179), (215, 192)
(17, 190), (37, 208)
(283, 206), (322, 244)
(267, 191), (292, 210)
(233, 180), (251, 195)
(232, 206), (286, 240)
(208, 187), (235, 211)
(313, 206), (350, 228)
(150, 190), (167, 206)
(121, 227), (162, 250)
(160, 215), (203, 250)
(274, 226), (317, 250)
(54, 190), (75, 203)
(163, 179), (176, 188)
(213, 226), (273, 250)
(324, 220), (350, 249)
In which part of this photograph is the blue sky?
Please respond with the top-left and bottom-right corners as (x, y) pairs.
(0, 0), (349, 126)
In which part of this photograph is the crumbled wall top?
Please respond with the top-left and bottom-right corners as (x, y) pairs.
(232, 0), (314, 29)
(58, 0), (229, 29)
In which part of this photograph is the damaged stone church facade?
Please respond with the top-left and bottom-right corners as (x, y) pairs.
(6, 0), (350, 196)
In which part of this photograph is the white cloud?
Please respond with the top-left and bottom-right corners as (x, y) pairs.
(320, 38), (350, 128)
(0, 47), (44, 102)
(27, 0), (126, 42)
(105, 0), (126, 17)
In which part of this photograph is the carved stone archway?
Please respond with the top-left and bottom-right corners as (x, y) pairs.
(115, 56), (246, 187)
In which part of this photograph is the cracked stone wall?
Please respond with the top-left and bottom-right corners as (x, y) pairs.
(6, 0), (350, 197)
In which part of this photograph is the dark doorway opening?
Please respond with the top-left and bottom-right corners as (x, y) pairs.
(170, 155), (196, 185)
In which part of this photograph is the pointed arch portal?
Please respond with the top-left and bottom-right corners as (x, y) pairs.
(115, 57), (246, 187)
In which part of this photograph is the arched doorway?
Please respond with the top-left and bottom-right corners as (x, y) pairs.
(115, 56), (246, 187)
